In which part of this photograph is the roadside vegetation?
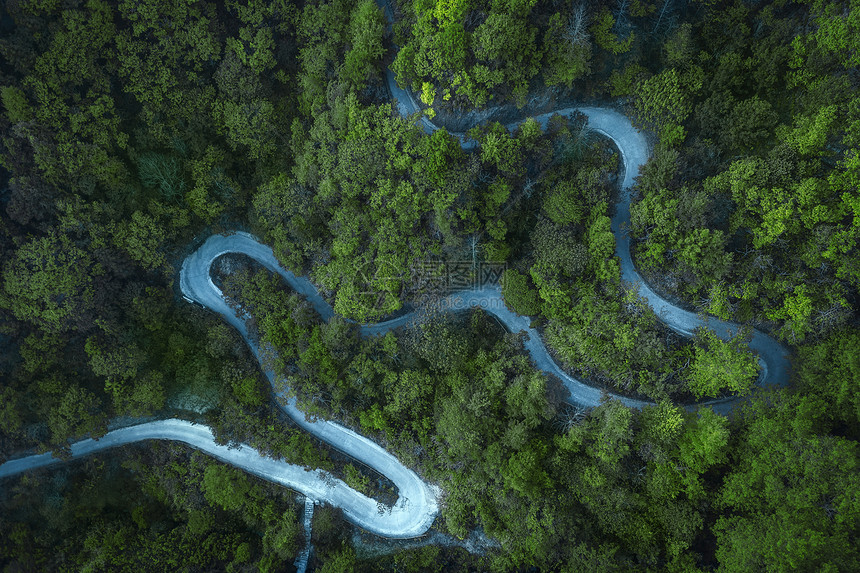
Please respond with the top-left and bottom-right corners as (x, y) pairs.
(0, 0), (857, 571)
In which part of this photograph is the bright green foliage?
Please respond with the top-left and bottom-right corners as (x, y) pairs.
(472, 121), (523, 174)
(541, 282), (683, 401)
(227, 369), (265, 407)
(806, 0), (860, 68)
(343, 463), (372, 495)
(777, 104), (837, 156)
(716, 394), (860, 571)
(542, 13), (591, 88)
(391, 0), (470, 93)
(262, 512), (300, 560)
(542, 179), (584, 226)
(712, 157), (831, 246)
(420, 82), (436, 107)
(590, 8), (634, 55)
(629, 176), (734, 296)
(502, 439), (552, 498)
(634, 68), (692, 130)
(430, 342), (560, 558)
(416, 127), (464, 190)
(283, 93), (449, 320)
(578, 400), (634, 466)
(47, 384), (107, 444)
(202, 465), (252, 513)
(607, 63), (648, 97)
(393, 0), (561, 107)
(472, 6), (541, 107)
(341, 0), (386, 89)
(555, 400), (699, 562)
(1, 233), (99, 333)
(1, 85), (32, 122)
(688, 328), (759, 399)
(794, 328), (860, 430)
(501, 269), (540, 316)
(586, 206), (619, 283)
(675, 408), (730, 499)
(766, 284), (815, 342)
(693, 138), (853, 340)
(638, 401), (684, 446)
(227, 26), (276, 74)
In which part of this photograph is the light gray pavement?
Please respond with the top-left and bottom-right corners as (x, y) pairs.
(0, 419), (434, 538)
(179, 233), (439, 538)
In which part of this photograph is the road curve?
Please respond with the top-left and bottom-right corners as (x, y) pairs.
(0, 419), (434, 538)
(375, 1), (790, 412)
(0, 1), (791, 541)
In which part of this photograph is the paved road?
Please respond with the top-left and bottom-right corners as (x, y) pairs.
(0, 419), (435, 538)
(0, 0), (791, 540)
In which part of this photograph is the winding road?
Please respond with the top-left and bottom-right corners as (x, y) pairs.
(0, 0), (791, 543)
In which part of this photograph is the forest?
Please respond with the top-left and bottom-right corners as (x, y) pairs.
(0, 0), (858, 571)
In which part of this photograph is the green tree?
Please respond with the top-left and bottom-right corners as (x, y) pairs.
(391, 0), (470, 96)
(688, 327), (759, 399)
(634, 68), (696, 144)
(715, 394), (860, 572)
(202, 465), (252, 513)
(723, 96), (778, 152)
(471, 5), (541, 107)
(586, 206), (619, 283)
(1, 85), (33, 122)
(675, 407), (730, 499)
(0, 386), (24, 435)
(502, 439), (552, 498)
(319, 542), (359, 573)
(590, 8), (634, 55)
(136, 152), (186, 201)
(1, 234), (99, 333)
(109, 210), (170, 272)
(501, 269), (541, 316)
(227, 26), (276, 75)
(794, 328), (860, 430)
(542, 11), (591, 88)
(47, 385), (107, 444)
(533, 219), (589, 278)
(262, 512), (300, 560)
(542, 179), (585, 226)
(341, 0), (385, 89)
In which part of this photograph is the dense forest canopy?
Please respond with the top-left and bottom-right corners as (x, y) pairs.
(0, 0), (858, 571)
